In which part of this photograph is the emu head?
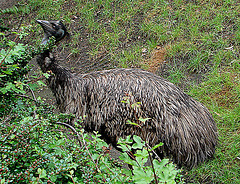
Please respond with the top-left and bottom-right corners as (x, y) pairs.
(36, 20), (68, 45)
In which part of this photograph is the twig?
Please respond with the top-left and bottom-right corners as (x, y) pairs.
(78, 130), (107, 182)
(100, 157), (124, 183)
(70, 174), (76, 184)
(55, 121), (107, 183)
(27, 75), (45, 84)
(146, 143), (162, 163)
(14, 94), (38, 102)
(25, 84), (37, 118)
(147, 144), (158, 184)
(55, 122), (82, 147)
(0, 114), (12, 125)
(25, 84), (37, 102)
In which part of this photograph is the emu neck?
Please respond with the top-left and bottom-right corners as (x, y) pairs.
(36, 50), (70, 75)
(36, 50), (52, 73)
(36, 49), (75, 112)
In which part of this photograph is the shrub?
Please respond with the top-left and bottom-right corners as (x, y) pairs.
(0, 29), (182, 184)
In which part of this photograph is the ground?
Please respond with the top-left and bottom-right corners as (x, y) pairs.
(0, 0), (168, 106)
(1, 1), (239, 183)
(0, 0), (17, 10)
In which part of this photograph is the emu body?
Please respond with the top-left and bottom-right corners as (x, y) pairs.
(36, 20), (218, 168)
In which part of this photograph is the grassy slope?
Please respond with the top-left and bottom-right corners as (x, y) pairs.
(1, 0), (239, 183)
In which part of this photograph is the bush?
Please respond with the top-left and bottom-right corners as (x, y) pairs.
(0, 29), (182, 183)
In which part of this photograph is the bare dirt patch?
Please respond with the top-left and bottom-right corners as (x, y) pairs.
(147, 45), (167, 73)
(0, 0), (18, 10)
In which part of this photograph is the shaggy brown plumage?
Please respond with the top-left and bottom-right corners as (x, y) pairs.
(36, 20), (218, 168)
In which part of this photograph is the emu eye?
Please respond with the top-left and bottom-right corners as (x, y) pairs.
(51, 23), (56, 29)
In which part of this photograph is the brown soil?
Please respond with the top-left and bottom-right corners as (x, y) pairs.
(0, 0), (18, 10)
(147, 45), (167, 73)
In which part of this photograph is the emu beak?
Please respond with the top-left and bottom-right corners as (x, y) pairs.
(36, 19), (67, 44)
(36, 20), (54, 45)
(36, 20), (52, 32)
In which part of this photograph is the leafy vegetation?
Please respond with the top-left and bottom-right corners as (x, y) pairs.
(0, 29), (181, 183)
(0, 0), (239, 183)
(117, 135), (181, 184)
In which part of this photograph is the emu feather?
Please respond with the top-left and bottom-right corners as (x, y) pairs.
(36, 20), (218, 168)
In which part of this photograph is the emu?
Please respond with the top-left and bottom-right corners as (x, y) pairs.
(35, 20), (218, 168)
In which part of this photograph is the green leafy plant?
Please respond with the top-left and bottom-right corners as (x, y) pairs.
(118, 135), (181, 184)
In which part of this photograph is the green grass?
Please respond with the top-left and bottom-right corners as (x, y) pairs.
(188, 63), (240, 183)
(1, 0), (239, 183)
